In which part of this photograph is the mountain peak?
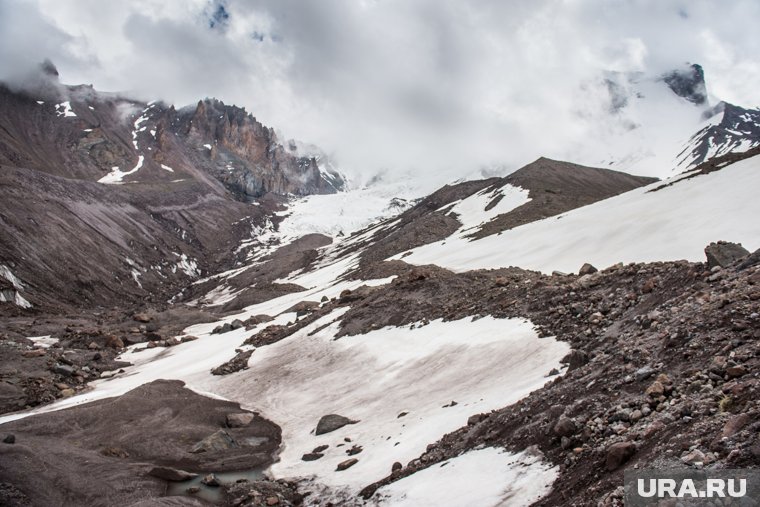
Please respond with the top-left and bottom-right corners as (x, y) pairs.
(662, 63), (708, 105)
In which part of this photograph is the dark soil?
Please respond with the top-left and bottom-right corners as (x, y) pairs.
(0, 380), (281, 507)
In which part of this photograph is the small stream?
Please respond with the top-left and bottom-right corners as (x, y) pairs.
(166, 469), (266, 504)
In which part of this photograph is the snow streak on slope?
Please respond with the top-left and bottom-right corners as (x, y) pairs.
(395, 155), (760, 274)
(443, 183), (530, 237)
(98, 106), (152, 184)
(373, 447), (557, 507)
(211, 314), (568, 491)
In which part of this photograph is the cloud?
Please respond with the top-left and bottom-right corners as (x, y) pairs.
(2, 0), (760, 189)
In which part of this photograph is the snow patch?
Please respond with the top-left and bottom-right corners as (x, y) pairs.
(160, 164), (175, 173)
(374, 447), (557, 507)
(55, 101), (76, 117)
(27, 335), (59, 348)
(396, 154), (760, 274)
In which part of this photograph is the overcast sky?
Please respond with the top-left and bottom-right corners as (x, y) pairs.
(1, 0), (759, 186)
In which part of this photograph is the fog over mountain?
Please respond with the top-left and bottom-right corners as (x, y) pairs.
(2, 0), (760, 188)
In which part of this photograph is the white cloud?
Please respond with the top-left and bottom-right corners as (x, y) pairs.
(1, 0), (759, 188)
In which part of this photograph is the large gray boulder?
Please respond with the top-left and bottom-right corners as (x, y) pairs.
(705, 241), (749, 268)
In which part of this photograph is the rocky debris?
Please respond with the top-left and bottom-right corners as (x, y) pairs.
(315, 414), (358, 435)
(211, 349), (254, 376)
(3, 435), (15, 444)
(313, 445), (329, 453)
(224, 478), (304, 507)
(190, 429), (239, 454)
(227, 412), (255, 428)
(336, 458), (359, 471)
(356, 251), (760, 505)
(704, 241), (749, 268)
(201, 473), (221, 487)
(605, 441), (636, 471)
(579, 263), (598, 275)
(301, 453), (323, 461)
(0, 482), (30, 506)
(100, 446), (129, 458)
(148, 466), (198, 482)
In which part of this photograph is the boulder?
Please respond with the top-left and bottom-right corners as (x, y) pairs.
(190, 429), (238, 453)
(336, 458), (358, 471)
(721, 413), (750, 438)
(105, 335), (124, 349)
(133, 313), (151, 323)
(301, 453), (323, 461)
(315, 414), (358, 435)
(148, 466), (198, 482)
(3, 434), (15, 444)
(606, 441), (636, 471)
(704, 241), (749, 269)
(579, 263), (598, 275)
(553, 416), (576, 437)
(561, 350), (589, 371)
(230, 319), (245, 330)
(201, 473), (220, 487)
(53, 363), (75, 377)
(226, 412), (255, 428)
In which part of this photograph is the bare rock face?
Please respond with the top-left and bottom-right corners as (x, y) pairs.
(662, 63), (707, 105)
(705, 241), (749, 268)
(315, 414), (358, 435)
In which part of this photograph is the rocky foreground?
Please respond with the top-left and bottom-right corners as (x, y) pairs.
(1, 241), (758, 506)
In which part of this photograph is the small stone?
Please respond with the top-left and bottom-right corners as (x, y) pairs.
(313, 444), (329, 453)
(606, 441), (636, 471)
(226, 412), (255, 428)
(105, 335), (124, 349)
(301, 452), (324, 461)
(201, 474), (220, 487)
(266, 497), (280, 506)
(726, 365), (747, 379)
(346, 445), (363, 456)
(187, 487), (201, 494)
(391, 462), (402, 473)
(59, 388), (76, 398)
(681, 449), (706, 466)
(3, 434), (15, 444)
(336, 458), (358, 471)
(133, 312), (151, 323)
(553, 416), (576, 437)
(645, 381), (665, 397)
(87, 341), (100, 350)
